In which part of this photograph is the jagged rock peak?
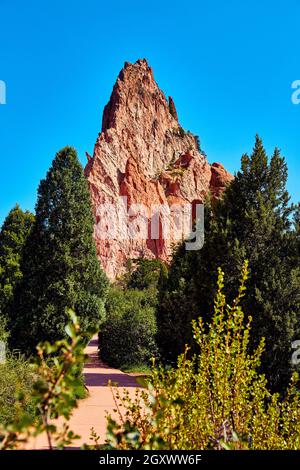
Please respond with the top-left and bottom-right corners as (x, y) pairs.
(101, 58), (177, 135)
(85, 59), (233, 279)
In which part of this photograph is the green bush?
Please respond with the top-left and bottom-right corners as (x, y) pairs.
(194, 135), (201, 152)
(99, 288), (158, 369)
(0, 311), (90, 449)
(0, 354), (35, 426)
(127, 259), (167, 291)
(178, 127), (185, 138)
(0, 316), (8, 344)
(0, 317), (34, 426)
(106, 263), (300, 450)
(168, 96), (178, 121)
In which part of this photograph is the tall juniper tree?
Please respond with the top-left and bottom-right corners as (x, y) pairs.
(0, 205), (34, 322)
(10, 147), (108, 354)
(158, 136), (300, 391)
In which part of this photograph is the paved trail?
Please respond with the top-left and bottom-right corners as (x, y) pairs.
(31, 336), (141, 449)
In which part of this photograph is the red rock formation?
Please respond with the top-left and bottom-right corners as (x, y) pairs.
(85, 59), (233, 279)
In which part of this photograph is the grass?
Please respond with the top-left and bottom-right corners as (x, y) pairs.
(120, 364), (152, 375)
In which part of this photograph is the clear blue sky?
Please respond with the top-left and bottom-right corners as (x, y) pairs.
(1, 0), (300, 224)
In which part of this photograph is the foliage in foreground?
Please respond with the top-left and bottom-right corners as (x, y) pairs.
(0, 355), (35, 426)
(2, 264), (300, 451)
(0, 311), (88, 450)
(0, 317), (35, 426)
(106, 262), (300, 450)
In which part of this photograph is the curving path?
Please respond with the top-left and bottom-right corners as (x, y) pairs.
(30, 335), (141, 449)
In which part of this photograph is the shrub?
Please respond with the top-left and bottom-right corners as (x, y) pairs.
(0, 311), (89, 449)
(0, 315), (8, 344)
(99, 288), (158, 369)
(0, 316), (34, 426)
(194, 135), (201, 152)
(127, 259), (167, 291)
(178, 127), (185, 138)
(168, 97), (178, 121)
(170, 168), (184, 177)
(0, 354), (35, 426)
(106, 262), (300, 450)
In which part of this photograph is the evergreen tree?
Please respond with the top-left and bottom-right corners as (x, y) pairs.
(292, 203), (300, 259)
(158, 136), (300, 390)
(0, 205), (34, 320)
(10, 147), (108, 354)
(168, 96), (178, 121)
(128, 259), (168, 291)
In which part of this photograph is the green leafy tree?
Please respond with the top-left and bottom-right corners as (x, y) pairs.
(10, 147), (108, 354)
(100, 287), (158, 369)
(0, 205), (34, 320)
(100, 259), (164, 370)
(158, 136), (300, 390)
(127, 259), (168, 291)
